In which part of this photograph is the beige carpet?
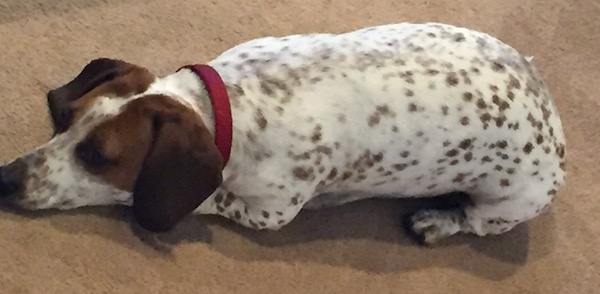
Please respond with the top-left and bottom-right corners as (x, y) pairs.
(0, 0), (598, 293)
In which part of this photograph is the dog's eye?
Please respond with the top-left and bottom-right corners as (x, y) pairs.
(75, 140), (112, 167)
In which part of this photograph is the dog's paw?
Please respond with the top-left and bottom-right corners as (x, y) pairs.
(402, 209), (463, 245)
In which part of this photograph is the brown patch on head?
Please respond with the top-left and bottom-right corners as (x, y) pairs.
(81, 94), (223, 232)
(48, 58), (155, 135)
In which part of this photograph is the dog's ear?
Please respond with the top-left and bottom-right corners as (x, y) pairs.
(46, 58), (131, 134)
(131, 95), (224, 232)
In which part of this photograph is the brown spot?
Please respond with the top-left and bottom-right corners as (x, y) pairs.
(557, 144), (565, 158)
(494, 115), (507, 127)
(479, 173), (488, 178)
(500, 179), (510, 187)
(547, 189), (557, 196)
(491, 62), (506, 72)
(446, 73), (459, 86)
(507, 91), (515, 101)
(223, 192), (235, 207)
(315, 145), (332, 156)
(400, 151), (410, 158)
(450, 159), (459, 165)
(262, 211), (270, 218)
(311, 124), (322, 142)
(441, 105), (449, 115)
(460, 116), (470, 126)
(453, 33), (465, 42)
(496, 140), (508, 149)
(337, 114), (347, 123)
(214, 192), (224, 204)
(495, 165), (503, 171)
(234, 210), (242, 220)
(405, 89), (414, 97)
(463, 92), (473, 102)
(368, 114), (381, 127)
(408, 103), (418, 112)
(459, 139), (472, 149)
(523, 142), (534, 154)
(327, 168), (338, 180)
(292, 166), (313, 181)
(492, 95), (501, 106)
(427, 32), (436, 38)
(482, 156), (493, 163)
(446, 149), (459, 157)
(464, 152), (473, 162)
(443, 141), (451, 147)
(392, 164), (408, 171)
(254, 108), (268, 130)
(536, 134), (544, 144)
(291, 195), (301, 205)
(506, 168), (515, 174)
(476, 98), (487, 109)
(427, 69), (440, 75)
(508, 74), (521, 89)
(453, 173), (466, 183)
(342, 171), (353, 180)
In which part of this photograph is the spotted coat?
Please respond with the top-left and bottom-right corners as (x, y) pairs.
(0, 23), (566, 244)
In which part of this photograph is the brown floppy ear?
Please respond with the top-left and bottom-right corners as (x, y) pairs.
(131, 95), (224, 232)
(47, 58), (130, 134)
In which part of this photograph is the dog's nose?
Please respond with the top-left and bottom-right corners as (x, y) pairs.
(0, 159), (27, 197)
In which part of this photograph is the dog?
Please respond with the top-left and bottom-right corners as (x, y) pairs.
(0, 22), (566, 245)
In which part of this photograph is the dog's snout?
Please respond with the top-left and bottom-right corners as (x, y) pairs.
(0, 159), (27, 196)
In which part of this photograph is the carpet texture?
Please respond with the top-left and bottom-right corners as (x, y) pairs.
(0, 0), (598, 293)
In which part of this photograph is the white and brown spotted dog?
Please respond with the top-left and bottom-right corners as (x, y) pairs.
(0, 22), (566, 245)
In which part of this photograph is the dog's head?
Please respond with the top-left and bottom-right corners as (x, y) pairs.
(0, 58), (223, 232)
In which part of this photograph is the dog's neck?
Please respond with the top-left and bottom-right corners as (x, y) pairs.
(145, 67), (241, 181)
(149, 68), (218, 135)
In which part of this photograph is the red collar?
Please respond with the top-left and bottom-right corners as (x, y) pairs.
(179, 64), (232, 166)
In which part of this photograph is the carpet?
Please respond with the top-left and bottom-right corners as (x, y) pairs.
(0, 0), (598, 293)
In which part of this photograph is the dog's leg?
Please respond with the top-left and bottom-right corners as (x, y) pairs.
(403, 180), (560, 245)
(194, 189), (303, 230)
